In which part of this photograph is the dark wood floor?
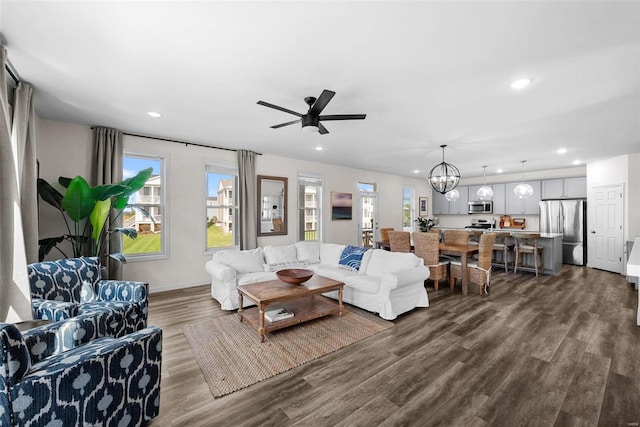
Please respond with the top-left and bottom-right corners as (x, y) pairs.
(147, 265), (640, 426)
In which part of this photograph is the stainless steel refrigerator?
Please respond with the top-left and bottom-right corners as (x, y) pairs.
(539, 199), (587, 266)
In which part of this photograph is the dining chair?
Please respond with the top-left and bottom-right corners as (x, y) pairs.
(513, 233), (544, 277)
(491, 231), (513, 272)
(379, 227), (394, 243)
(412, 232), (449, 290)
(449, 232), (497, 294)
(443, 230), (471, 245)
(388, 231), (411, 253)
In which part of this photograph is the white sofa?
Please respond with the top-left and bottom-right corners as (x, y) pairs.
(204, 241), (430, 320)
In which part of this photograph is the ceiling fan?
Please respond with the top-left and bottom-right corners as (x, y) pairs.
(257, 89), (366, 135)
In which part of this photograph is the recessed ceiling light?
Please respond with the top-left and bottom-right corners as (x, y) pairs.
(572, 160), (581, 165)
(413, 169), (420, 174)
(510, 78), (533, 90)
(315, 145), (324, 151)
(557, 148), (567, 154)
(496, 169), (504, 174)
(147, 111), (162, 118)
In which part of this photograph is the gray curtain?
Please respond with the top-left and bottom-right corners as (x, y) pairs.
(12, 82), (39, 264)
(237, 149), (257, 249)
(92, 127), (123, 279)
(0, 46), (33, 322)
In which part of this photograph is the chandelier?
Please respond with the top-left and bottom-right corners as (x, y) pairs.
(514, 160), (534, 199)
(477, 165), (494, 200)
(428, 145), (460, 195)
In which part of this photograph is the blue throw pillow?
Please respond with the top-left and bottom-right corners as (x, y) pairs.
(339, 245), (369, 271)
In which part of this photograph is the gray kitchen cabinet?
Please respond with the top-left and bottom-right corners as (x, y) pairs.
(432, 192), (450, 215)
(541, 177), (586, 199)
(506, 181), (541, 215)
(492, 183), (506, 214)
(448, 186), (469, 214)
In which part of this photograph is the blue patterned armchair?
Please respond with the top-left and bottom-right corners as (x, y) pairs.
(28, 257), (148, 336)
(0, 321), (162, 426)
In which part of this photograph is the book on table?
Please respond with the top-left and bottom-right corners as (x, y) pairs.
(265, 307), (294, 322)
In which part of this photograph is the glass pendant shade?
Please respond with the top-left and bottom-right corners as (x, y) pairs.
(428, 145), (460, 195)
(477, 165), (493, 200)
(445, 189), (460, 202)
(477, 186), (494, 200)
(514, 160), (533, 199)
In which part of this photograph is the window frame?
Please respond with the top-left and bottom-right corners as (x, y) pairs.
(297, 174), (323, 242)
(122, 152), (168, 262)
(205, 161), (240, 253)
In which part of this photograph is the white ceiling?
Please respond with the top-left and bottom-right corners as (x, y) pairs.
(2, 1), (639, 178)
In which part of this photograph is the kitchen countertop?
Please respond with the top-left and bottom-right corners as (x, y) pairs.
(432, 227), (562, 238)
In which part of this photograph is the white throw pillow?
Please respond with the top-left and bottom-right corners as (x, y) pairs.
(263, 260), (309, 272)
(320, 243), (346, 265)
(364, 250), (420, 276)
(358, 249), (374, 274)
(263, 244), (298, 264)
(216, 248), (265, 273)
(295, 241), (321, 264)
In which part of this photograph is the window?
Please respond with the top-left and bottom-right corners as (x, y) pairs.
(122, 155), (165, 257)
(403, 186), (416, 230)
(358, 182), (376, 192)
(206, 163), (238, 250)
(298, 175), (323, 241)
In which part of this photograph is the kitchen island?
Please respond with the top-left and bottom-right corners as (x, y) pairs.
(433, 228), (563, 275)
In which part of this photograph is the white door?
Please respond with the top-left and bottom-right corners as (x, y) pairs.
(591, 184), (624, 273)
(358, 193), (378, 247)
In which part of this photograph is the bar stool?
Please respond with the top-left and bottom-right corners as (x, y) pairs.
(513, 233), (544, 277)
(492, 231), (513, 272)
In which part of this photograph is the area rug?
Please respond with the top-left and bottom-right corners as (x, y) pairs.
(183, 307), (393, 397)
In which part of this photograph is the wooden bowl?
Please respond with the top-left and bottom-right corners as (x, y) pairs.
(276, 268), (313, 285)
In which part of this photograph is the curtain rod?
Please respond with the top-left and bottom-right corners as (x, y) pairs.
(91, 127), (261, 155)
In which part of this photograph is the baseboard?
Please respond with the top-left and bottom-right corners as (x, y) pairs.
(149, 281), (209, 294)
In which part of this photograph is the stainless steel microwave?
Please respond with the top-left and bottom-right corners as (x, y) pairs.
(468, 201), (493, 214)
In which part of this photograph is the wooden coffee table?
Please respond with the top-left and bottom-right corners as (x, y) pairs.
(237, 274), (344, 342)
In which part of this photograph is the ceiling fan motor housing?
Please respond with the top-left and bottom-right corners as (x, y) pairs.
(302, 114), (319, 128)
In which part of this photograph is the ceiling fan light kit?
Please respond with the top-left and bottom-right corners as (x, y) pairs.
(257, 89), (366, 135)
(428, 145), (461, 195)
(514, 160), (534, 199)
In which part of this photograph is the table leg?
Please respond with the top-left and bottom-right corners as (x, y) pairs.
(338, 286), (344, 317)
(238, 293), (244, 321)
(461, 253), (468, 296)
(259, 303), (266, 343)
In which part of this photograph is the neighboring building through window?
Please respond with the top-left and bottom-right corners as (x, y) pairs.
(122, 155), (165, 257)
(206, 164), (238, 250)
(298, 175), (323, 241)
(403, 186), (416, 230)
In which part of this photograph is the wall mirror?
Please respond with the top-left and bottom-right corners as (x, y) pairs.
(257, 175), (288, 236)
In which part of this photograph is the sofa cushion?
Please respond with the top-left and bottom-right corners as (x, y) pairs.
(263, 244), (298, 264)
(295, 241), (321, 264)
(344, 274), (381, 294)
(339, 245), (370, 271)
(309, 265), (354, 283)
(364, 250), (420, 276)
(80, 281), (98, 303)
(238, 271), (278, 286)
(216, 248), (265, 273)
(358, 250), (374, 275)
(320, 243), (346, 265)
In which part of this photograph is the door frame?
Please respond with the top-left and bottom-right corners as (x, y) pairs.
(358, 191), (378, 247)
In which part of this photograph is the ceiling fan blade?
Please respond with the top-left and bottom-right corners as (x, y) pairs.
(308, 90), (335, 116)
(318, 122), (329, 135)
(257, 101), (302, 117)
(271, 119), (300, 129)
(319, 114), (367, 121)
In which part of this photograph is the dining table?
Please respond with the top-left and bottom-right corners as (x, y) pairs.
(439, 242), (480, 296)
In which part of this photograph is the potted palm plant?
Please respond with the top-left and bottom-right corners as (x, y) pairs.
(37, 167), (153, 263)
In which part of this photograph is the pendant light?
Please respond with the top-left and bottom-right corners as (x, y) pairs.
(477, 165), (494, 201)
(445, 189), (460, 202)
(428, 145), (461, 195)
(514, 160), (534, 199)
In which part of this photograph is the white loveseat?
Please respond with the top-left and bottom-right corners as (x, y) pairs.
(204, 241), (430, 320)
